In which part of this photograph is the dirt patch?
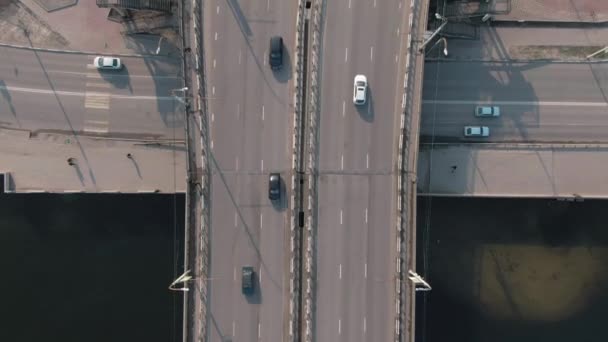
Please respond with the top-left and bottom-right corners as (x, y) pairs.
(0, 0), (68, 49)
(510, 45), (608, 60)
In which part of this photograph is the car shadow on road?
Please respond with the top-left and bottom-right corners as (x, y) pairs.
(245, 274), (263, 304)
(97, 65), (133, 92)
(273, 47), (292, 84)
(356, 87), (374, 122)
(271, 176), (288, 211)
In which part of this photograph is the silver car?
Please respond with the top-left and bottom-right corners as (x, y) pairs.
(464, 126), (490, 137)
(475, 106), (500, 117)
(94, 56), (122, 70)
(353, 74), (367, 105)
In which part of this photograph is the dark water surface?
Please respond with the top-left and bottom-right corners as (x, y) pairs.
(0, 194), (184, 342)
(417, 197), (608, 342)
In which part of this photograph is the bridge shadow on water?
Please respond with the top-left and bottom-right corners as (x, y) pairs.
(416, 196), (608, 342)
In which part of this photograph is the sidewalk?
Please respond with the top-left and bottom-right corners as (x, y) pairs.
(493, 0), (608, 23)
(445, 0), (608, 23)
(0, 129), (186, 193)
(0, 0), (179, 55)
(418, 144), (608, 199)
(435, 26), (608, 61)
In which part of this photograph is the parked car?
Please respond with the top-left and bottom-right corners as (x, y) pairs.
(353, 74), (367, 105)
(94, 56), (122, 70)
(464, 126), (490, 137)
(269, 36), (283, 70)
(268, 173), (281, 200)
(475, 106), (500, 117)
(241, 266), (255, 295)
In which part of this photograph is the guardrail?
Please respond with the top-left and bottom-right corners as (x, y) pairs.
(302, 1), (324, 342)
(397, 0), (429, 341)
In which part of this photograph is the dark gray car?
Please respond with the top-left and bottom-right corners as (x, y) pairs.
(241, 266), (254, 295)
(268, 173), (280, 200)
(269, 36), (283, 70)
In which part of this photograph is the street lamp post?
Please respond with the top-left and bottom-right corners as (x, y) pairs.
(169, 270), (194, 292)
(419, 13), (449, 53)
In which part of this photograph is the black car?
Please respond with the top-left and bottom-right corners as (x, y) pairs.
(241, 266), (255, 294)
(268, 173), (280, 200)
(269, 36), (283, 70)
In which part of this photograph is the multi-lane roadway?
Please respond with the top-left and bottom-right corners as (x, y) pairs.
(203, 0), (296, 341)
(422, 62), (608, 142)
(0, 47), (182, 139)
(314, 0), (411, 341)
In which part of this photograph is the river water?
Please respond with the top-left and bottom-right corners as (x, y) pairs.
(0, 194), (184, 342)
(416, 197), (608, 342)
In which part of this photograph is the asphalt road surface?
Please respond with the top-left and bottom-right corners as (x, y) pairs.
(0, 46), (183, 139)
(203, 0), (296, 341)
(421, 61), (608, 142)
(314, 0), (410, 341)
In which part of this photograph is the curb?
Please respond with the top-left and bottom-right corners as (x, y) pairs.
(425, 57), (608, 64)
(0, 42), (171, 58)
(491, 19), (608, 27)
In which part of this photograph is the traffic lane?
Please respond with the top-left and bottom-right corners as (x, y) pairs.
(208, 173), (265, 342)
(315, 173), (346, 342)
(365, 175), (395, 341)
(0, 49), (179, 94)
(233, 198), (263, 342)
(0, 91), (84, 131)
(317, 0), (353, 171)
(421, 102), (608, 142)
(423, 61), (608, 103)
(259, 204), (287, 342)
(107, 97), (184, 138)
(208, 173), (239, 342)
(0, 88), (183, 138)
(339, 175), (369, 342)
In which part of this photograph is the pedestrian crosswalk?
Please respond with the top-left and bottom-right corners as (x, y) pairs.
(83, 68), (111, 133)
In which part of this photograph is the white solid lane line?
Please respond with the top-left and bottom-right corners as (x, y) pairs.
(423, 99), (608, 107)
